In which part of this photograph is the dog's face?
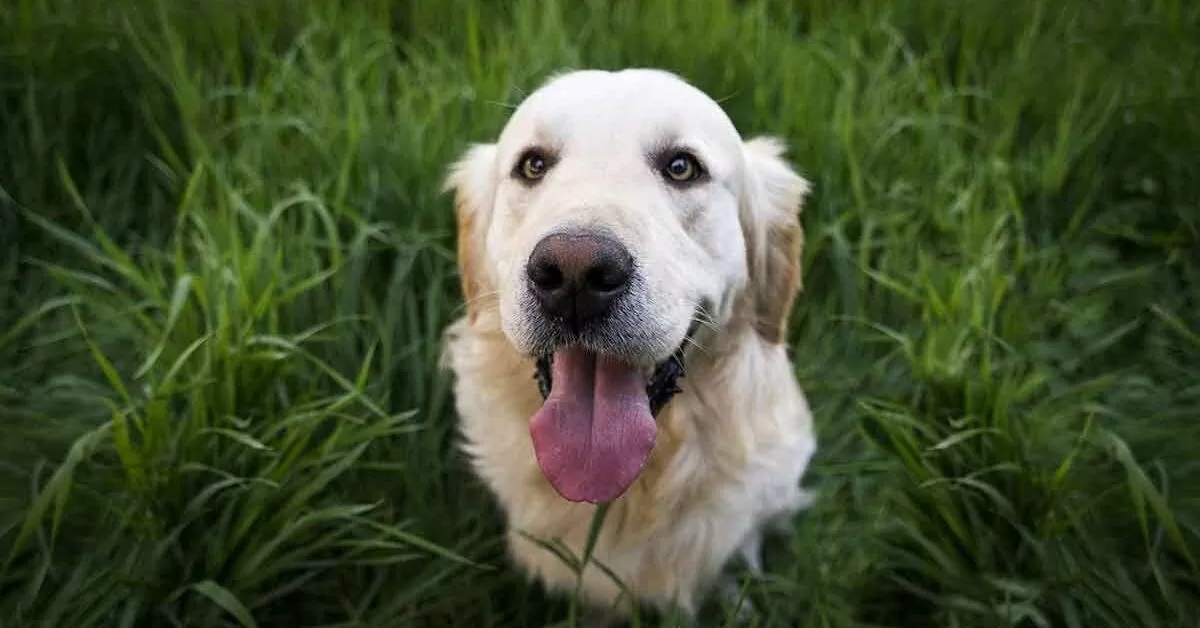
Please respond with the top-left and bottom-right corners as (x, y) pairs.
(446, 69), (810, 504)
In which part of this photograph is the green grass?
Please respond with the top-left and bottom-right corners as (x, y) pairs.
(1, 0), (1197, 626)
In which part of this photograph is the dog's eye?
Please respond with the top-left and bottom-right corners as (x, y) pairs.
(663, 153), (703, 183)
(516, 150), (550, 181)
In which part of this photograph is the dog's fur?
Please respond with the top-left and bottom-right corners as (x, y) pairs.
(440, 68), (816, 620)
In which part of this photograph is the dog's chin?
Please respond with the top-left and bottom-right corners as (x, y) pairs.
(520, 315), (698, 505)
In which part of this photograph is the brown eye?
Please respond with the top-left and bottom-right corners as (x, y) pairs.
(517, 151), (550, 181)
(663, 153), (702, 182)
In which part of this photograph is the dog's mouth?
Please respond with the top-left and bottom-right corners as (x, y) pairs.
(527, 322), (696, 505)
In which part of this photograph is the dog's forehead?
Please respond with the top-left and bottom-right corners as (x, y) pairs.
(498, 69), (741, 150)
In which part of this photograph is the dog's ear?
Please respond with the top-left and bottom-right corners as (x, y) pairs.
(443, 143), (498, 323)
(739, 136), (811, 344)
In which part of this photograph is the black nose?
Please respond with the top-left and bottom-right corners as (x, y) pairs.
(526, 231), (634, 327)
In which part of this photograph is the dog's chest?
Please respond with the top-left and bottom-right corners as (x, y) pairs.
(456, 391), (770, 598)
(443, 320), (816, 610)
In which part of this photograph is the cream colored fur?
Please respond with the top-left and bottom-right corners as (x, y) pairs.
(441, 68), (816, 621)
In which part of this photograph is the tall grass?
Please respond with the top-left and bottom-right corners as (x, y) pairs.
(2, 0), (1197, 626)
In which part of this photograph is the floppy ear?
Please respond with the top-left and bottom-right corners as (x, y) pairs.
(443, 143), (498, 324)
(739, 136), (811, 344)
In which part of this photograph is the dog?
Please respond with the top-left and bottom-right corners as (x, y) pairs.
(440, 68), (817, 622)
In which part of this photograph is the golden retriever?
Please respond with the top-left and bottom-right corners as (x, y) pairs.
(441, 68), (816, 623)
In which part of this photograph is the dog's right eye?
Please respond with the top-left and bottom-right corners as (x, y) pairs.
(515, 150), (551, 182)
(660, 151), (707, 185)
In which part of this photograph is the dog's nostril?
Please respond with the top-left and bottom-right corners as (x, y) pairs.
(586, 264), (627, 293)
(528, 261), (565, 291)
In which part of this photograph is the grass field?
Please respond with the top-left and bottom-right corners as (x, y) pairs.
(2, 0), (1198, 626)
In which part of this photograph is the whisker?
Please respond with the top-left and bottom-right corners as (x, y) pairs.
(713, 87), (743, 105)
(691, 305), (723, 333)
(484, 99), (520, 110)
(451, 291), (502, 317)
(682, 333), (710, 358)
(692, 310), (720, 327)
(463, 289), (501, 306)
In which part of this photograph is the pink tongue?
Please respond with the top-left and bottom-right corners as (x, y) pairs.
(529, 347), (657, 503)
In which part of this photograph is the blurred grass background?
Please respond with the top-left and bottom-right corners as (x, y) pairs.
(1, 0), (1197, 626)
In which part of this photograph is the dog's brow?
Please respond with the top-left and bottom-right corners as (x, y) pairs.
(517, 127), (563, 157)
(644, 132), (685, 155)
(644, 132), (708, 162)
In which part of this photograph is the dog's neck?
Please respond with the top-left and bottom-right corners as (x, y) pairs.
(611, 317), (794, 530)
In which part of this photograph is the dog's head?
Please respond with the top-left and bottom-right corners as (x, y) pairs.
(445, 69), (810, 504)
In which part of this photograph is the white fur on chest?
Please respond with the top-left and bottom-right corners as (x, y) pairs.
(442, 317), (817, 616)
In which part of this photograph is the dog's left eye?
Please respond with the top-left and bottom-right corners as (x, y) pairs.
(663, 153), (704, 183)
(515, 150), (552, 182)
